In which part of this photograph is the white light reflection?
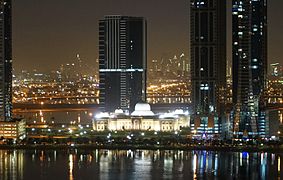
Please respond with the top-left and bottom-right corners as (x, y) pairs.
(205, 152), (209, 172)
(271, 154), (275, 165)
(193, 154), (197, 179)
(127, 150), (133, 158)
(54, 151), (57, 161)
(260, 153), (267, 179)
(99, 150), (110, 180)
(240, 152), (242, 166)
(132, 150), (152, 179)
(164, 158), (173, 176)
(95, 150), (98, 163)
(247, 153), (249, 165)
(69, 154), (74, 180)
(214, 153), (218, 176)
(278, 156), (281, 174)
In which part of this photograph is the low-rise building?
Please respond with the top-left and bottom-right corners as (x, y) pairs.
(93, 103), (190, 132)
(0, 118), (26, 140)
(266, 108), (283, 138)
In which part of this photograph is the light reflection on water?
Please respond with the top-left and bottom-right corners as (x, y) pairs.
(69, 154), (74, 180)
(0, 150), (24, 180)
(0, 150), (282, 180)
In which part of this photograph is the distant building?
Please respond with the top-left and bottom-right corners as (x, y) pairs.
(266, 75), (283, 105)
(0, 0), (12, 121)
(266, 109), (283, 138)
(93, 103), (190, 132)
(232, 0), (267, 138)
(190, 0), (227, 137)
(0, 118), (26, 140)
(99, 15), (147, 112)
(270, 63), (282, 77)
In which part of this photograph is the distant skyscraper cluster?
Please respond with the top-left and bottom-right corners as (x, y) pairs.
(0, 0), (12, 121)
(99, 16), (147, 112)
(148, 53), (189, 84)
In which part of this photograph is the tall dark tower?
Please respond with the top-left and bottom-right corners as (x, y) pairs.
(190, 0), (227, 137)
(232, 0), (267, 137)
(0, 0), (12, 121)
(99, 16), (147, 112)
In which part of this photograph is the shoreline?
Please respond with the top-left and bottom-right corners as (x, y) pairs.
(0, 144), (282, 153)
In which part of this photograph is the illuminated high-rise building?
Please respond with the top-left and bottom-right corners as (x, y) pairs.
(0, 0), (12, 121)
(99, 16), (147, 112)
(232, 0), (267, 137)
(190, 0), (227, 137)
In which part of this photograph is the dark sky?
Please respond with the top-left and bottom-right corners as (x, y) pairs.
(13, 0), (283, 72)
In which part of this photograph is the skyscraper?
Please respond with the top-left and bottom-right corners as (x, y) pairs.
(99, 16), (147, 112)
(190, 0), (227, 137)
(0, 0), (12, 121)
(232, 0), (267, 137)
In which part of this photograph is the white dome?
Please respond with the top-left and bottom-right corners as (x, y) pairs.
(174, 109), (184, 115)
(131, 103), (155, 116)
(134, 103), (151, 111)
(114, 109), (124, 114)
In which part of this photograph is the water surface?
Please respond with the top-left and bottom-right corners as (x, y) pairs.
(0, 149), (281, 180)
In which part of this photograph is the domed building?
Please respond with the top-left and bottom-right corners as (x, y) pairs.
(93, 103), (190, 132)
(131, 103), (155, 117)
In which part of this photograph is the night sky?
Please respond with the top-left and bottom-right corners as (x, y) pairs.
(13, 0), (283, 72)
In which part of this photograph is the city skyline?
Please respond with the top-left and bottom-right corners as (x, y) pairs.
(0, 1), (282, 179)
(13, 0), (283, 72)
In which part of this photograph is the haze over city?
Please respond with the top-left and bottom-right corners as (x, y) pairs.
(13, 0), (283, 71)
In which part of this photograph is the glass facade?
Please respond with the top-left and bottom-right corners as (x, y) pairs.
(99, 16), (147, 112)
(0, 0), (12, 121)
(190, 0), (226, 136)
(232, 0), (267, 137)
